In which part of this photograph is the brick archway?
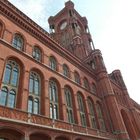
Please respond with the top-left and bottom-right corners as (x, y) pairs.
(0, 128), (24, 140)
(30, 133), (51, 140)
(55, 136), (69, 140)
(121, 109), (137, 140)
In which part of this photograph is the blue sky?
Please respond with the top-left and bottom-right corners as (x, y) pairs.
(9, 0), (140, 104)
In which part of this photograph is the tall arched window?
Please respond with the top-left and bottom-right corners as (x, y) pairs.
(49, 80), (58, 119)
(83, 77), (89, 90)
(74, 71), (80, 84)
(63, 64), (70, 78)
(91, 83), (96, 94)
(87, 98), (97, 128)
(96, 103), (106, 131)
(77, 93), (86, 126)
(33, 46), (41, 62)
(0, 60), (20, 108)
(49, 56), (57, 71)
(28, 71), (40, 114)
(65, 87), (74, 123)
(12, 34), (24, 50)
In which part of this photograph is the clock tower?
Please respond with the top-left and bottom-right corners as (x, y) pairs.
(48, 0), (95, 59)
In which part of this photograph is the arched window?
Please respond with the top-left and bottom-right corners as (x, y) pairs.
(74, 71), (80, 84)
(33, 46), (41, 62)
(63, 64), (70, 78)
(3, 60), (19, 86)
(49, 56), (57, 71)
(91, 83), (96, 94)
(12, 34), (24, 50)
(1, 60), (20, 108)
(87, 98), (97, 128)
(83, 77), (89, 90)
(28, 72), (40, 114)
(49, 80), (58, 119)
(96, 103), (106, 131)
(77, 93), (86, 126)
(0, 87), (8, 106)
(65, 87), (74, 123)
(29, 72), (40, 95)
(0, 22), (4, 37)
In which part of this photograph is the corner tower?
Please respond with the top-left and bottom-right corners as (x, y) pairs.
(48, 0), (94, 59)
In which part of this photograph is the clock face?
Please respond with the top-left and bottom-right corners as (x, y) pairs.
(60, 21), (67, 30)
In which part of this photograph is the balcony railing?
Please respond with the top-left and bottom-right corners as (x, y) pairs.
(0, 105), (116, 139)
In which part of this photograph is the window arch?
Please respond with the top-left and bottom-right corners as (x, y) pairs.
(49, 56), (57, 71)
(0, 60), (20, 108)
(87, 98), (97, 128)
(28, 71), (41, 114)
(77, 93), (86, 126)
(49, 80), (59, 119)
(83, 77), (89, 90)
(96, 103), (106, 131)
(63, 64), (70, 78)
(12, 34), (24, 50)
(91, 83), (97, 94)
(65, 87), (74, 123)
(74, 71), (80, 84)
(0, 21), (4, 38)
(33, 46), (42, 62)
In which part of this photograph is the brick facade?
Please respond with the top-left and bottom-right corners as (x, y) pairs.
(0, 1), (140, 140)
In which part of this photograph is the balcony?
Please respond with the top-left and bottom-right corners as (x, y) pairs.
(0, 105), (116, 139)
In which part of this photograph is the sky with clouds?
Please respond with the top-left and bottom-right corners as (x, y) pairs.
(9, 0), (140, 104)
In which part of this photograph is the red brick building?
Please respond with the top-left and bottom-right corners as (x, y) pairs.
(0, 0), (140, 140)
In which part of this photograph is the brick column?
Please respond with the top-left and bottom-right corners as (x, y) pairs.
(43, 80), (49, 117)
(74, 94), (81, 125)
(0, 57), (5, 87)
(60, 87), (67, 121)
(97, 73), (130, 139)
(20, 70), (30, 111)
(24, 131), (30, 140)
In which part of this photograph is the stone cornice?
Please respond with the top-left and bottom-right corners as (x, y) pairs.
(0, 0), (96, 79)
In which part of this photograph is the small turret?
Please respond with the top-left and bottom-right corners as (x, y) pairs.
(110, 70), (126, 89)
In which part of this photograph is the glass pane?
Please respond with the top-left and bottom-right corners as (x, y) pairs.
(34, 78), (39, 95)
(28, 98), (33, 113)
(54, 105), (58, 119)
(17, 39), (22, 50)
(49, 85), (53, 101)
(29, 76), (34, 93)
(53, 87), (57, 102)
(11, 67), (19, 86)
(0, 88), (7, 106)
(3, 64), (12, 84)
(91, 117), (97, 128)
(13, 35), (23, 50)
(7, 90), (15, 108)
(34, 99), (39, 114)
(50, 103), (53, 119)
